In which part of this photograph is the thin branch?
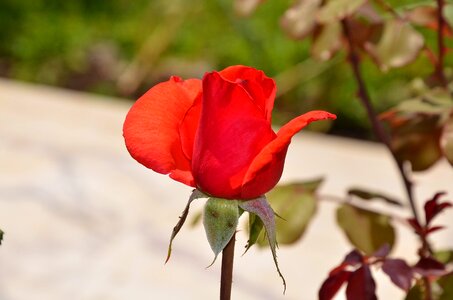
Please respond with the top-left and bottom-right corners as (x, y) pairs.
(340, 19), (421, 225)
(320, 194), (408, 224)
(220, 232), (236, 300)
(374, 0), (402, 19)
(435, 0), (448, 86)
(423, 276), (433, 300)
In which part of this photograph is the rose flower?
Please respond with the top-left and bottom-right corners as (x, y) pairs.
(124, 65), (335, 199)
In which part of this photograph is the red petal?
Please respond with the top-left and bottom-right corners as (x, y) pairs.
(241, 111), (336, 198)
(123, 76), (202, 187)
(192, 71), (276, 199)
(219, 65), (276, 122)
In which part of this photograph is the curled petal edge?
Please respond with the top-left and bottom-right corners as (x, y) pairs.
(242, 111), (336, 189)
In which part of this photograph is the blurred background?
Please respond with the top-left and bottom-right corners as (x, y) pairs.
(1, 0), (447, 138)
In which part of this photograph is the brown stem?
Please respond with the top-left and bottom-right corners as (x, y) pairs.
(340, 19), (421, 225)
(436, 0), (448, 86)
(220, 232), (236, 300)
(423, 277), (433, 300)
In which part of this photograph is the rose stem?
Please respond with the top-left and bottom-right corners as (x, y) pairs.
(340, 19), (421, 225)
(220, 232), (236, 300)
(436, 0), (448, 87)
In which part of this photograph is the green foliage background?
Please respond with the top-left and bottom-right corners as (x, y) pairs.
(0, 0), (450, 138)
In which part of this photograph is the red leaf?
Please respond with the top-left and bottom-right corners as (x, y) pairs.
(329, 250), (363, 277)
(344, 249), (364, 265)
(346, 265), (377, 300)
(319, 270), (352, 300)
(329, 263), (349, 276)
(382, 258), (413, 292)
(414, 257), (447, 278)
(372, 243), (391, 258)
(407, 218), (424, 236)
(424, 192), (452, 225)
(426, 225), (445, 235)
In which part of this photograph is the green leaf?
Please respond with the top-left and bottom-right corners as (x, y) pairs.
(439, 272), (453, 300)
(239, 196), (286, 292)
(336, 204), (396, 255)
(166, 189), (207, 263)
(396, 89), (453, 115)
(203, 198), (239, 265)
(445, 4), (453, 28)
(434, 249), (453, 264)
(365, 19), (424, 71)
(405, 282), (423, 300)
(397, 99), (450, 115)
(267, 179), (322, 245)
(189, 210), (203, 227)
(348, 188), (403, 207)
(441, 117), (453, 167)
(311, 22), (342, 61)
(280, 0), (321, 40)
(317, 0), (366, 23)
(244, 212), (264, 254)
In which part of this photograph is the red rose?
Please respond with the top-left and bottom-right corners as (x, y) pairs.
(123, 65), (336, 199)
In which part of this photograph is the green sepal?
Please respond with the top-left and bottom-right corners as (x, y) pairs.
(203, 198), (239, 266)
(165, 189), (207, 263)
(239, 196), (286, 293)
(244, 212), (264, 254)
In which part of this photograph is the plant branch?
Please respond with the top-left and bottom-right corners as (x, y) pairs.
(423, 276), (433, 300)
(436, 0), (447, 86)
(320, 194), (407, 224)
(220, 232), (236, 300)
(374, 0), (402, 19)
(340, 19), (421, 225)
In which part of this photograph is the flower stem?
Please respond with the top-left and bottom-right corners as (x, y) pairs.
(436, 0), (447, 87)
(220, 232), (236, 300)
(340, 19), (421, 225)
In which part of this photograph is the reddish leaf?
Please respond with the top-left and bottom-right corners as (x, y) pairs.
(329, 250), (363, 277)
(347, 19), (383, 50)
(345, 249), (364, 265)
(329, 263), (349, 277)
(346, 265), (377, 300)
(407, 218), (424, 236)
(386, 114), (443, 172)
(372, 243), (391, 258)
(406, 5), (453, 36)
(382, 258), (414, 292)
(426, 225), (445, 235)
(319, 270), (352, 300)
(424, 192), (452, 225)
(414, 257), (447, 278)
